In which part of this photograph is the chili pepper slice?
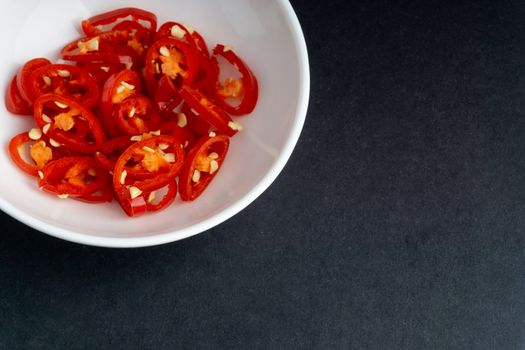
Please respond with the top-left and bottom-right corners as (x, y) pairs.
(113, 20), (152, 63)
(33, 93), (105, 154)
(76, 62), (124, 88)
(212, 44), (258, 116)
(179, 85), (239, 137)
(61, 31), (135, 67)
(159, 120), (197, 151)
(180, 101), (212, 137)
(154, 75), (182, 112)
(5, 76), (32, 115)
(143, 180), (177, 212)
(17, 58), (52, 104)
(39, 156), (109, 197)
(28, 64), (100, 108)
(8, 131), (52, 176)
(144, 37), (197, 94)
(99, 69), (142, 138)
(81, 7), (157, 39)
(76, 183), (114, 203)
(179, 134), (230, 201)
(113, 94), (160, 135)
(113, 135), (184, 216)
(156, 22), (209, 56)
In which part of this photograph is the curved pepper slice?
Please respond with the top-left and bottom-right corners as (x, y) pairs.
(17, 58), (52, 104)
(28, 64), (100, 108)
(143, 180), (177, 212)
(114, 94), (160, 135)
(179, 134), (229, 201)
(61, 31), (135, 67)
(99, 69), (142, 138)
(144, 37), (197, 94)
(33, 93), (105, 154)
(39, 156), (109, 197)
(113, 135), (184, 216)
(212, 44), (258, 116)
(5, 76), (32, 115)
(81, 7), (157, 39)
(179, 85), (239, 137)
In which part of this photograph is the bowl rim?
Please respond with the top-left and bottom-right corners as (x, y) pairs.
(0, 0), (310, 248)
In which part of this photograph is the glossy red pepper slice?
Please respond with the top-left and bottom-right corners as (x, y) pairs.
(143, 180), (177, 212)
(114, 94), (160, 135)
(5, 76), (32, 115)
(99, 69), (142, 138)
(9, 131), (50, 176)
(95, 135), (133, 172)
(76, 62), (125, 88)
(81, 7), (157, 39)
(179, 85), (238, 137)
(113, 135), (184, 216)
(179, 134), (229, 201)
(154, 75), (182, 112)
(113, 20), (152, 63)
(180, 101), (212, 137)
(156, 22), (209, 56)
(145, 37), (198, 94)
(61, 31), (135, 67)
(212, 44), (258, 116)
(39, 156), (109, 197)
(76, 183), (114, 203)
(28, 64), (100, 108)
(17, 58), (52, 104)
(33, 94), (105, 154)
(158, 120), (197, 151)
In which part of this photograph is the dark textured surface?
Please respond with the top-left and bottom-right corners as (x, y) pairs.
(2, 1), (525, 349)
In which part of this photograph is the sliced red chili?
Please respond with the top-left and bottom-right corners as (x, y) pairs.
(159, 120), (197, 151)
(113, 20), (152, 63)
(179, 85), (237, 137)
(5, 76), (32, 115)
(33, 94), (105, 154)
(81, 7), (157, 39)
(144, 37), (197, 94)
(181, 101), (212, 137)
(193, 55), (219, 96)
(8, 131), (51, 176)
(144, 181), (177, 212)
(76, 183), (114, 203)
(61, 31), (135, 67)
(113, 135), (184, 216)
(76, 62), (125, 88)
(156, 22), (209, 56)
(212, 44), (258, 116)
(17, 58), (52, 104)
(39, 156), (109, 197)
(179, 134), (230, 201)
(114, 94), (160, 135)
(154, 75), (182, 112)
(99, 69), (142, 138)
(28, 64), (100, 108)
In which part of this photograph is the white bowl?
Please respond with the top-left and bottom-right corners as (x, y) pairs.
(0, 0), (309, 247)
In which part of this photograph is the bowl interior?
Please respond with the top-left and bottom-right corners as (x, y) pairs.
(0, 0), (308, 247)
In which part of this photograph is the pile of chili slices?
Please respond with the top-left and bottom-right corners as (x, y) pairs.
(4, 8), (258, 217)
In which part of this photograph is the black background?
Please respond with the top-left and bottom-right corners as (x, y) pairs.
(2, 0), (525, 349)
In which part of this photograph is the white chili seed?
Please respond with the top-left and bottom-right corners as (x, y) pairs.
(177, 113), (187, 128)
(42, 124), (51, 134)
(209, 160), (219, 174)
(192, 169), (201, 183)
(28, 128), (42, 140)
(120, 170), (127, 185)
(129, 186), (142, 199)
